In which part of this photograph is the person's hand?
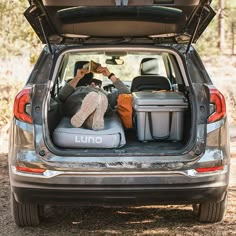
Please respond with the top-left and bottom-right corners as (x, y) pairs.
(75, 68), (89, 80)
(96, 66), (110, 77)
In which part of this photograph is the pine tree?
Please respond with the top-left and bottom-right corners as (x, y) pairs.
(219, 0), (225, 51)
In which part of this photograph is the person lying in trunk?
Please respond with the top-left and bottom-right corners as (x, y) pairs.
(58, 61), (130, 130)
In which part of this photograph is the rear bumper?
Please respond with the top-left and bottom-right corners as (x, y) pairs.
(12, 186), (227, 206)
(10, 167), (229, 206)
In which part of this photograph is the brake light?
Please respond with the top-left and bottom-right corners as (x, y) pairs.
(208, 88), (226, 123)
(195, 166), (224, 173)
(16, 166), (46, 174)
(13, 87), (32, 123)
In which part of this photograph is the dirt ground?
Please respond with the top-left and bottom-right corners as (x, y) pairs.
(0, 142), (236, 236)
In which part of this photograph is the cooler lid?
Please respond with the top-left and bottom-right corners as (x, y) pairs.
(132, 91), (188, 106)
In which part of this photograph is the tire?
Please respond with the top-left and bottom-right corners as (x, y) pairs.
(192, 204), (199, 217)
(11, 193), (42, 227)
(197, 192), (228, 223)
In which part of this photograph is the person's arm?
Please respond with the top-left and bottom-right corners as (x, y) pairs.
(68, 68), (88, 88)
(97, 67), (130, 94)
(110, 75), (130, 94)
(58, 68), (88, 102)
(97, 66), (130, 108)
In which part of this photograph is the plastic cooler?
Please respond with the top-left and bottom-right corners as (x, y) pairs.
(132, 91), (188, 141)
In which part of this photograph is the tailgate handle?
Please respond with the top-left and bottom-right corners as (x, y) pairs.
(115, 0), (128, 6)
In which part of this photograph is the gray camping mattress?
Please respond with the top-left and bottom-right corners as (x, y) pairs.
(53, 113), (126, 148)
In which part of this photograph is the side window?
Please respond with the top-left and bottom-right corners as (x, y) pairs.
(167, 58), (176, 84)
(62, 56), (75, 83)
(158, 58), (168, 77)
(165, 54), (184, 85)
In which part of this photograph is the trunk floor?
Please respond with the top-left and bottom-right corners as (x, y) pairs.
(68, 130), (185, 155)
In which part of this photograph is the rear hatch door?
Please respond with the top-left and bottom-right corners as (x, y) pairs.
(24, 0), (215, 44)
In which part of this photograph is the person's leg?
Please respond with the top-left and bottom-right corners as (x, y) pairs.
(85, 92), (108, 130)
(71, 92), (99, 128)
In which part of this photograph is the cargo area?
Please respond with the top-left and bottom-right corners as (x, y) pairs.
(45, 49), (194, 155)
(47, 91), (192, 155)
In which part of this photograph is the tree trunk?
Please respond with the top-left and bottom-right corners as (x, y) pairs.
(219, 0), (225, 52)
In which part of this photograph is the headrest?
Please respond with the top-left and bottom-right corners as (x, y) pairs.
(140, 58), (160, 75)
(131, 75), (171, 92)
(73, 61), (94, 86)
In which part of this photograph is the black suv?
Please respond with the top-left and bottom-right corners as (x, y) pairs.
(9, 0), (230, 227)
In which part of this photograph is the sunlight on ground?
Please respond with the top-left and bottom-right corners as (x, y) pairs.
(0, 56), (33, 82)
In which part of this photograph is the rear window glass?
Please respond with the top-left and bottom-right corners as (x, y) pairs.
(58, 51), (183, 87)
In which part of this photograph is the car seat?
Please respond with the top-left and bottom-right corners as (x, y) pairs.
(131, 58), (171, 92)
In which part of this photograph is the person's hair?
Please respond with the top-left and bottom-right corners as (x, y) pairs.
(74, 61), (93, 86)
(90, 78), (102, 88)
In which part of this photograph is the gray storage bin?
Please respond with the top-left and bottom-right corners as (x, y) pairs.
(132, 91), (188, 141)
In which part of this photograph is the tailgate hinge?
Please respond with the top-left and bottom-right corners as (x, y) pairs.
(38, 17), (53, 54)
(31, 0), (59, 54)
(185, 3), (207, 54)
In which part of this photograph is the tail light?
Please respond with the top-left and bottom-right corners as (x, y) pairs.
(208, 88), (226, 123)
(13, 87), (32, 124)
(16, 165), (46, 174)
(195, 166), (224, 173)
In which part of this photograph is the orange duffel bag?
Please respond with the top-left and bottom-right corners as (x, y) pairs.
(116, 94), (133, 129)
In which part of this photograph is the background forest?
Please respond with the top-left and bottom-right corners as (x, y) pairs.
(0, 0), (236, 129)
(0, 0), (235, 59)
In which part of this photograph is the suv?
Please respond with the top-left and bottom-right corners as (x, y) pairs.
(9, 0), (230, 227)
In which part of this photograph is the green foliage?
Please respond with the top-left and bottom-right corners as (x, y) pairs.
(0, 0), (41, 63)
(197, 0), (236, 56)
(196, 20), (220, 56)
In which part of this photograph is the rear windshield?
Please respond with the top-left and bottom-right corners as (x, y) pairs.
(58, 51), (183, 87)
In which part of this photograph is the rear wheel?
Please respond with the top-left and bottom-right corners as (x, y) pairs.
(195, 192), (228, 223)
(11, 193), (42, 227)
(192, 203), (199, 216)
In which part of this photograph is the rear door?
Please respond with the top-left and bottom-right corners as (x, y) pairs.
(24, 0), (215, 44)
